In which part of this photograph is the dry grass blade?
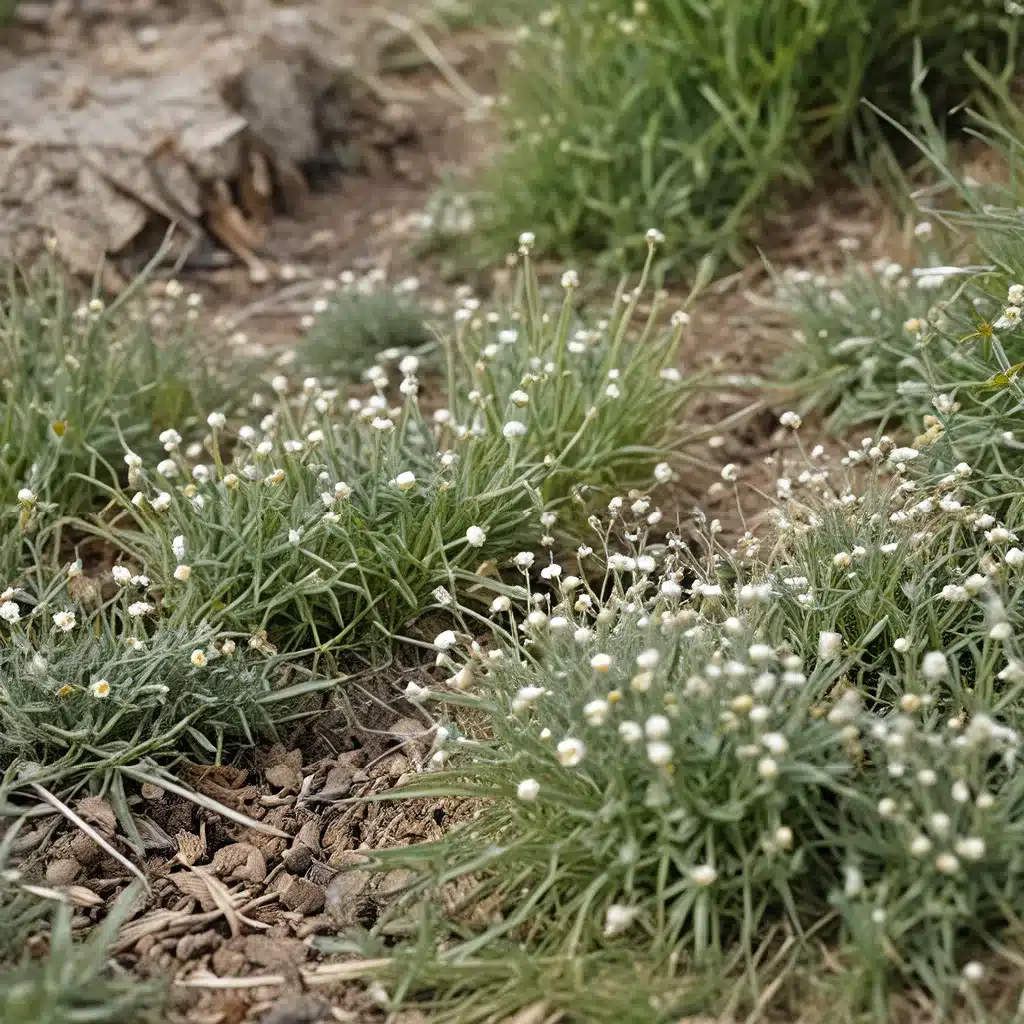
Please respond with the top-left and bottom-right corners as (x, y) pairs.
(30, 782), (149, 890)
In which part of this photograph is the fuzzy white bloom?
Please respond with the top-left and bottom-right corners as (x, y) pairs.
(590, 653), (612, 673)
(127, 602), (152, 618)
(490, 596), (511, 613)
(720, 463), (738, 482)
(0, 600), (20, 623)
(503, 421), (527, 440)
(173, 565), (192, 582)
(647, 741), (673, 766)
(159, 428), (181, 451)
(156, 460), (177, 482)
(514, 551), (535, 570)
(921, 650), (948, 681)
(190, 649), (207, 668)
(151, 492), (172, 512)
(962, 961), (985, 983)
(583, 699), (610, 725)
(635, 648), (660, 671)
(779, 411), (802, 429)
(207, 412), (226, 429)
(434, 630), (458, 651)
(465, 525), (487, 548)
(644, 715), (670, 740)
(691, 864), (717, 887)
(90, 679), (111, 698)
(17, 487), (35, 503)
(112, 566), (132, 586)
(888, 447), (919, 462)
(517, 778), (540, 803)
(618, 721), (643, 744)
(395, 471), (417, 491)
(52, 611), (77, 632)
(540, 563), (562, 580)
(556, 737), (586, 767)
(653, 461), (673, 484)
(602, 903), (637, 937)
(124, 452), (142, 469)
(288, 528), (301, 546)
(818, 631), (843, 662)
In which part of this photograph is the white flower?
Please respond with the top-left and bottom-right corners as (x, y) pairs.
(720, 463), (738, 482)
(395, 471), (417, 490)
(691, 865), (717, 887)
(171, 535), (186, 560)
(509, 390), (529, 407)
(583, 699), (610, 725)
(514, 551), (535, 570)
(0, 600), (20, 623)
(288, 528), (301, 546)
(465, 525), (487, 548)
(647, 741), (672, 766)
(127, 602), (152, 618)
(112, 566), (132, 586)
(644, 715), (670, 740)
(921, 650), (948, 681)
(434, 630), (458, 651)
(123, 452), (142, 469)
(618, 721), (643, 744)
(635, 649), (659, 670)
(52, 611), (76, 632)
(499, 328), (518, 345)
(561, 269), (579, 289)
(190, 649), (207, 668)
(556, 737), (586, 767)
(986, 526), (1016, 544)
(954, 837), (985, 862)
(207, 412), (226, 429)
(517, 778), (540, 803)
(893, 637), (910, 653)
(888, 447), (919, 463)
(490, 596), (511, 613)
(602, 903), (637, 937)
(590, 653), (612, 673)
(90, 679), (111, 698)
(173, 565), (192, 582)
(540, 563), (561, 580)
(503, 420), (527, 440)
(779, 411), (802, 429)
(159, 428), (181, 451)
(653, 461), (673, 484)
(645, 227), (664, 245)
(818, 631), (842, 662)
(151, 492), (172, 512)
(16, 487), (35, 504)
(962, 961), (985, 983)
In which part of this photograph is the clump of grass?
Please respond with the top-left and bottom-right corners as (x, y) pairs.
(0, 258), (239, 584)
(0, 883), (164, 1024)
(0, 566), (335, 798)
(447, 0), (1018, 273)
(99, 244), (696, 653)
(295, 276), (435, 383)
(339, 407), (1024, 1015)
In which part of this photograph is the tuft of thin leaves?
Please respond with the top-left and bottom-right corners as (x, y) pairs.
(295, 281), (436, 383)
(443, 0), (1019, 274)
(0, 883), (164, 1024)
(0, 569), (336, 793)
(96, 249), (697, 653)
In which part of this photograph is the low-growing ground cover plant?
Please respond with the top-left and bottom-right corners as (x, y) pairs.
(294, 274), (436, 382)
(0, 258), (239, 582)
(337, 403), (1024, 1017)
(97, 242), (697, 653)
(437, 0), (1020, 274)
(0, 564), (337, 819)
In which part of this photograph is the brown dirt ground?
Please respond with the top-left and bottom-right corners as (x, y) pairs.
(0, 3), (927, 1022)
